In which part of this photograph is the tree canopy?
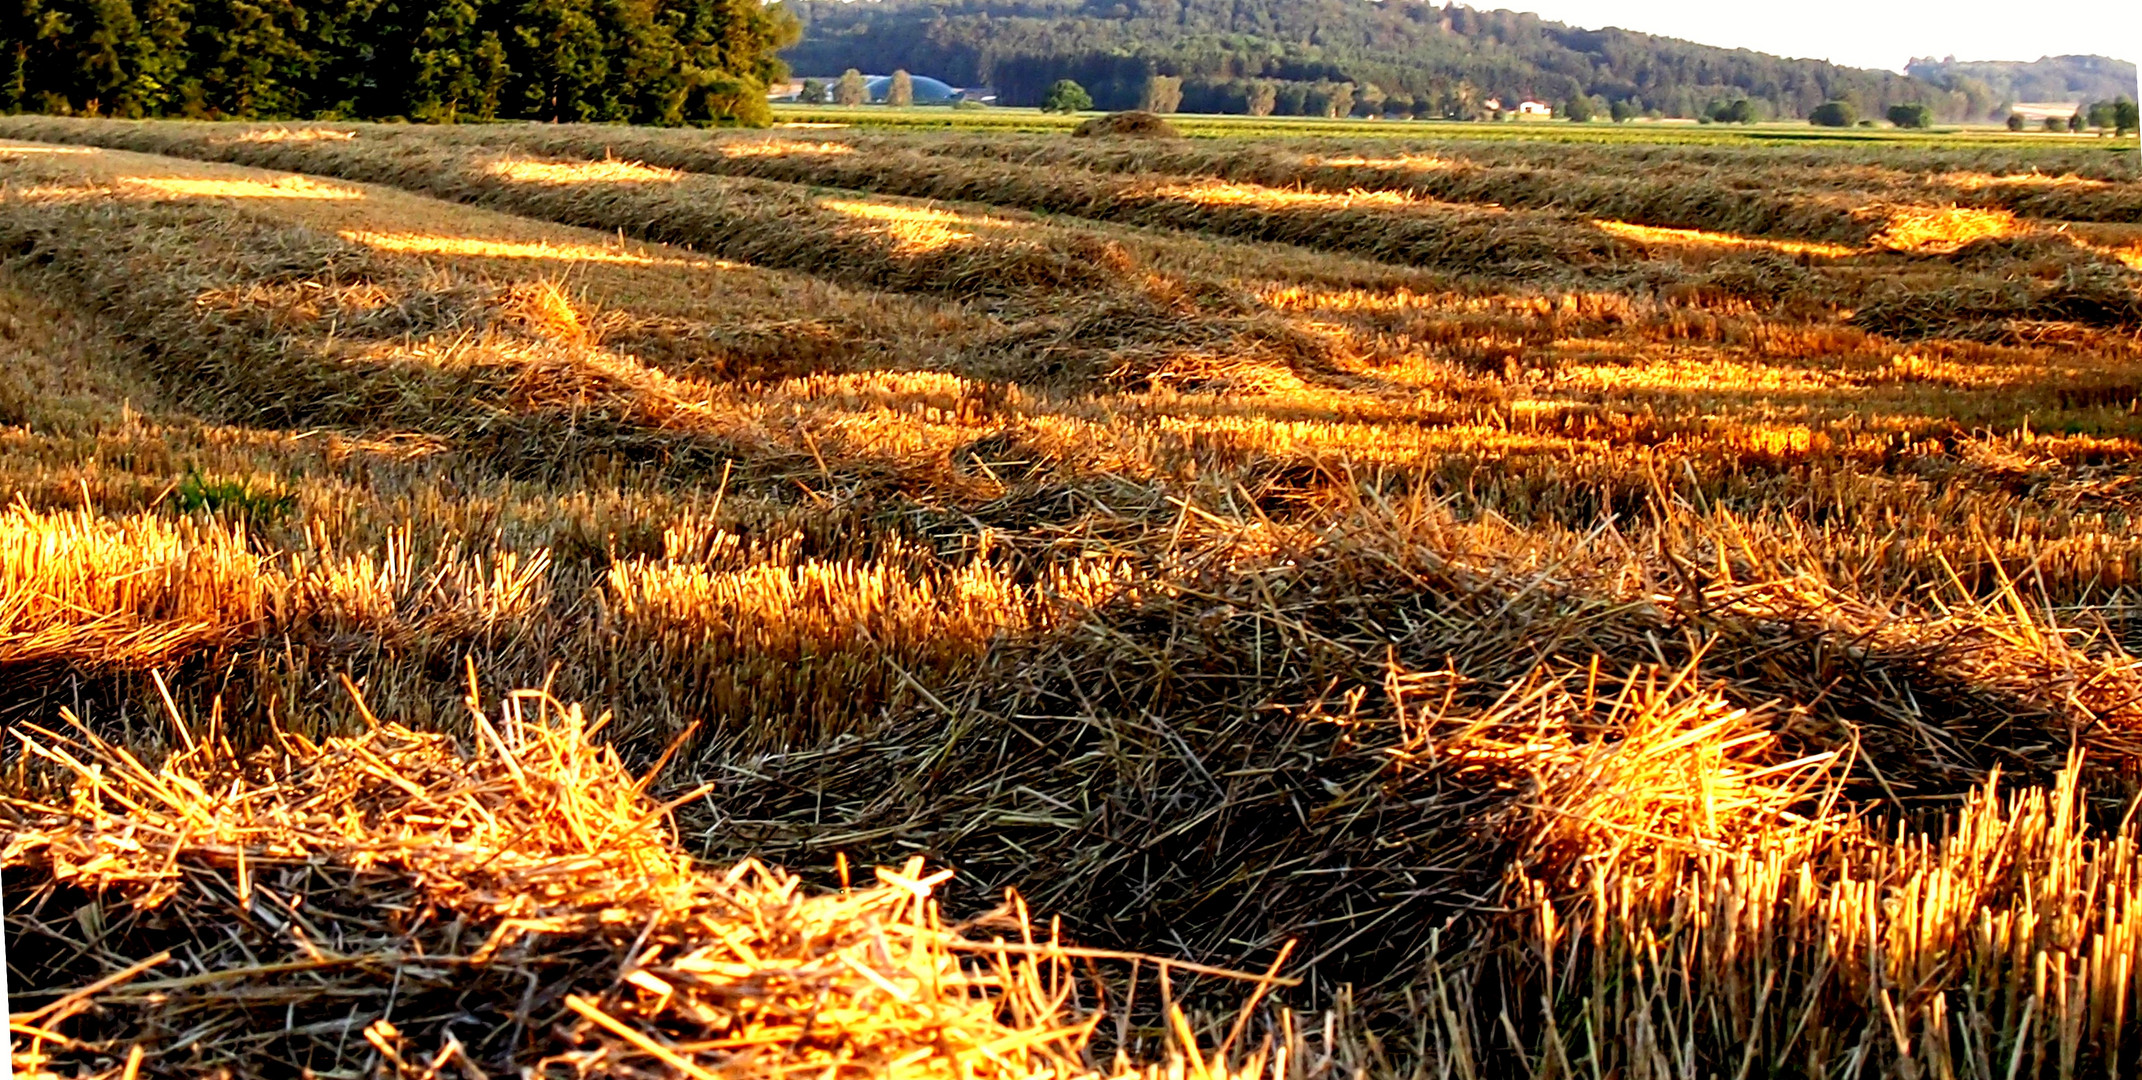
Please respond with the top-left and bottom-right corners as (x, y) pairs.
(2091, 98), (2142, 136)
(1808, 101), (1857, 127)
(2, 0), (800, 124)
(1886, 103), (1933, 129)
(1041, 78), (1091, 113)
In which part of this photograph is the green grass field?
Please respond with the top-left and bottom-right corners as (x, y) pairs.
(770, 102), (2142, 150)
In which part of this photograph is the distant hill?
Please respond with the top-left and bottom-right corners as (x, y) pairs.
(783, 0), (1957, 120)
(1905, 56), (2137, 120)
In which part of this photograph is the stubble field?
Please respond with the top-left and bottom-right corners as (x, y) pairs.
(4, 116), (2142, 1079)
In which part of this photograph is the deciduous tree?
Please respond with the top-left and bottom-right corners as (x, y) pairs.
(1041, 77), (1089, 113)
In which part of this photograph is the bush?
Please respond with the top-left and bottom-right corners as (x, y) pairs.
(1808, 101), (1857, 127)
(1042, 79), (1092, 114)
(2043, 115), (2065, 132)
(1886, 103), (1932, 129)
(173, 472), (297, 525)
(2006, 113), (2026, 131)
(797, 79), (826, 105)
(1563, 95), (1595, 122)
(1609, 98), (1637, 123)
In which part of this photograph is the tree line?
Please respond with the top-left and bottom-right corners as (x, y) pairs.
(1998, 99), (2142, 134)
(3, 0), (799, 125)
(781, 0), (1957, 121)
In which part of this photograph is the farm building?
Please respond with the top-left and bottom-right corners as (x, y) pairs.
(775, 75), (965, 104)
(2011, 101), (2082, 122)
(863, 74), (960, 103)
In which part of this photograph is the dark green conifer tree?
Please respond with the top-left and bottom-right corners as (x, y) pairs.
(2, 0), (145, 113)
(510, 0), (611, 121)
(410, 0), (509, 121)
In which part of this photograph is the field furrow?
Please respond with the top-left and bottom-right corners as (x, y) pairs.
(291, 121), (2142, 344)
(2, 117), (1654, 281)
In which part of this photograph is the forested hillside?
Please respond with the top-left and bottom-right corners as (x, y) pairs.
(1907, 55), (2139, 118)
(1, 0), (798, 124)
(783, 0), (1977, 119)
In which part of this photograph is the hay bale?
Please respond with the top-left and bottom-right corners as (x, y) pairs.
(1072, 111), (1183, 139)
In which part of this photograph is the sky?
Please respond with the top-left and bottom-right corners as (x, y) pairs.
(1505, 0), (2141, 73)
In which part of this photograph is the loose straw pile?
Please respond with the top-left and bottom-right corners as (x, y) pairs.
(4, 678), (1282, 1078)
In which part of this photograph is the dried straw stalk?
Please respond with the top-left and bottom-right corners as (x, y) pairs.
(3, 676), (1288, 1079)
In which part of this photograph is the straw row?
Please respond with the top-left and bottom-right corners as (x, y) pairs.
(3, 686), (1301, 1078)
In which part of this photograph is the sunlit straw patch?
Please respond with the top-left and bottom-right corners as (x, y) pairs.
(339, 230), (714, 269)
(1941, 171), (2115, 192)
(1870, 205), (2020, 254)
(1305, 153), (1457, 170)
(1593, 220), (1858, 259)
(232, 127), (358, 143)
(487, 158), (682, 185)
(1734, 422), (1823, 459)
(1255, 285), (1452, 313)
(1157, 180), (1419, 210)
(116, 174), (364, 200)
(719, 139), (856, 158)
(820, 198), (980, 254)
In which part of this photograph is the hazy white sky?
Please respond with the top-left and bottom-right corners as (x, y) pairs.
(1505, 0), (2141, 72)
